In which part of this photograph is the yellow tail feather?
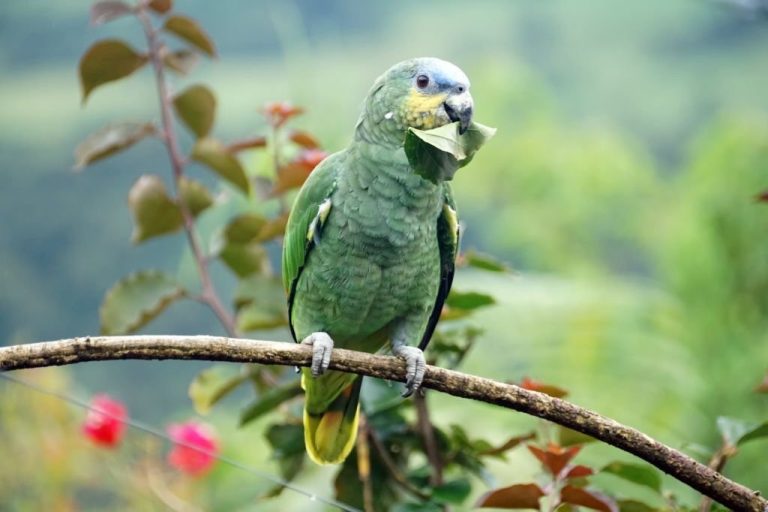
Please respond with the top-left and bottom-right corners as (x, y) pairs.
(303, 377), (362, 465)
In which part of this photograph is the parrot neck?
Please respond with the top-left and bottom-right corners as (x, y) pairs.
(354, 91), (408, 149)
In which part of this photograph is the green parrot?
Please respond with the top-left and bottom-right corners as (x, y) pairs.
(282, 57), (474, 465)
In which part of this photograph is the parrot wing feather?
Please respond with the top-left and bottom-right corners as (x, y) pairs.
(419, 182), (460, 350)
(282, 152), (341, 342)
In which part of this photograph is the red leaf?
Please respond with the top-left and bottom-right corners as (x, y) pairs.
(227, 136), (267, 153)
(560, 485), (618, 512)
(82, 394), (127, 448)
(148, 0), (173, 14)
(476, 483), (545, 509)
(272, 149), (328, 195)
(564, 464), (594, 479)
(479, 431), (537, 457)
(527, 443), (581, 477)
(289, 130), (320, 149)
(263, 101), (304, 129)
(167, 421), (219, 476)
(757, 191), (768, 202)
(519, 376), (569, 398)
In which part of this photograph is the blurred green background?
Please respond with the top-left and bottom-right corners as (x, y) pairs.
(1, 0), (768, 510)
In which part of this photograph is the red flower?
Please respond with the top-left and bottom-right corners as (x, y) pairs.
(167, 421), (219, 476)
(82, 394), (127, 448)
(263, 101), (304, 128)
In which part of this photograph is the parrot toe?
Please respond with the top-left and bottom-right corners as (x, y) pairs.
(301, 332), (334, 376)
(393, 345), (426, 398)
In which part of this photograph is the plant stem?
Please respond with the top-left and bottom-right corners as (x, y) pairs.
(367, 421), (431, 501)
(356, 414), (375, 512)
(414, 391), (444, 488)
(136, 5), (237, 337)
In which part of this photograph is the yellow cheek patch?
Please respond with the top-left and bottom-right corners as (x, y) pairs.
(404, 89), (448, 129)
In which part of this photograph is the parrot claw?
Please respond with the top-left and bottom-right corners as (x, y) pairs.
(392, 345), (426, 398)
(301, 332), (334, 377)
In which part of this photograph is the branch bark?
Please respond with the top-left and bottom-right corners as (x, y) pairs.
(1, 335), (765, 512)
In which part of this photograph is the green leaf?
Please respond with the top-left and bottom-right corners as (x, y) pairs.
(265, 423), (305, 458)
(74, 122), (155, 170)
(148, 0), (173, 14)
(191, 138), (250, 194)
(601, 462), (662, 493)
(361, 378), (405, 415)
(234, 275), (287, 331)
(392, 504), (443, 512)
(476, 483), (545, 509)
(178, 176), (213, 216)
(128, 174), (183, 243)
(262, 453), (304, 498)
(79, 39), (147, 103)
(240, 381), (303, 425)
(163, 49), (198, 75)
(432, 478), (471, 504)
(100, 270), (185, 335)
(188, 364), (247, 415)
(163, 15), (216, 57)
(405, 121), (496, 183)
(261, 422), (306, 498)
(173, 84), (216, 138)
(739, 422), (768, 446)
(446, 290), (495, 310)
(219, 242), (268, 278)
(717, 417), (768, 447)
(558, 426), (597, 447)
(464, 249), (510, 272)
(261, 423), (305, 498)
(617, 500), (657, 512)
(336, 445), (401, 511)
(90, 1), (133, 25)
(224, 213), (268, 244)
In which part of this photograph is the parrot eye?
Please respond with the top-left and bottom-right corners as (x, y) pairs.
(416, 75), (430, 89)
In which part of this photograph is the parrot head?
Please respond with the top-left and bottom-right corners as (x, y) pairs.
(358, 57), (474, 143)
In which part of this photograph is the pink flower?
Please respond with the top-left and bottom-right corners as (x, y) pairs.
(167, 421), (219, 476)
(82, 394), (127, 448)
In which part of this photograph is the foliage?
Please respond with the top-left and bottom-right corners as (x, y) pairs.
(72, 1), (511, 509)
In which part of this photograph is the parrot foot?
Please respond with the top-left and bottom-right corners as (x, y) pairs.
(392, 344), (426, 398)
(301, 332), (334, 377)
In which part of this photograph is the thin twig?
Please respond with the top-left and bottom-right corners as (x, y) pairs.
(366, 422), (431, 501)
(414, 392), (444, 488)
(1, 336), (766, 512)
(356, 415), (375, 512)
(136, 5), (237, 337)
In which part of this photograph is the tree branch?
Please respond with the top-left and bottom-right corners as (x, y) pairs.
(1, 336), (765, 512)
(136, 5), (238, 337)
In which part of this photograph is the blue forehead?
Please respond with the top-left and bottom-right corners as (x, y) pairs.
(415, 58), (469, 90)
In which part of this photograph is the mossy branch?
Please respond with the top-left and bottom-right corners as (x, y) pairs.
(1, 335), (765, 512)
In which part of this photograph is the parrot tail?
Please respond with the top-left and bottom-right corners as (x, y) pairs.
(303, 375), (363, 465)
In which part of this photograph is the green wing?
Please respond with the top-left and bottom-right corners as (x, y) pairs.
(419, 182), (460, 350)
(282, 152), (341, 342)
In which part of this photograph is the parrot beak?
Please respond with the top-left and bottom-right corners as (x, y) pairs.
(444, 92), (473, 134)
